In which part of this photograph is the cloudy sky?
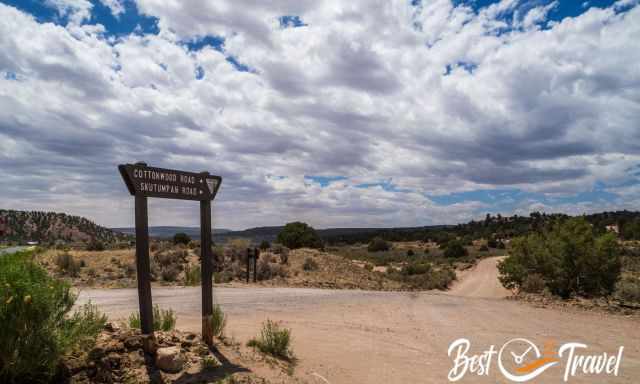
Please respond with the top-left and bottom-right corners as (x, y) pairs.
(1, 0), (639, 229)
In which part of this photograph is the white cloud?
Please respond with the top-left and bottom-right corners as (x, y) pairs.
(0, 1), (639, 228)
(99, 0), (125, 17)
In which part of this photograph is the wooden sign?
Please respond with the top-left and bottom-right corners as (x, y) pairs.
(118, 162), (221, 345)
(119, 163), (221, 201)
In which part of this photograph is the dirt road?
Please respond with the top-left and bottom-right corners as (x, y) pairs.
(77, 257), (639, 383)
(447, 256), (511, 298)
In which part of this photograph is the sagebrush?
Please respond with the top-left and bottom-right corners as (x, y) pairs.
(247, 319), (293, 360)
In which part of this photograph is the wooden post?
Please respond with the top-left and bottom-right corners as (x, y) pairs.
(200, 195), (213, 346)
(253, 248), (258, 283)
(134, 192), (154, 335)
(246, 248), (251, 283)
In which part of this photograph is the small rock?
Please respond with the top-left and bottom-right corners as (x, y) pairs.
(88, 346), (106, 361)
(61, 357), (86, 375)
(105, 352), (122, 369)
(104, 322), (120, 333)
(124, 335), (143, 350)
(104, 340), (125, 353)
(128, 350), (145, 366)
(155, 346), (185, 373)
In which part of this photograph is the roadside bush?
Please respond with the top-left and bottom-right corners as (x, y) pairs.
(0, 250), (106, 383)
(302, 257), (319, 271)
(214, 270), (234, 284)
(278, 247), (290, 265)
(367, 237), (390, 252)
(128, 305), (176, 331)
(210, 304), (226, 338)
(155, 249), (187, 267)
(401, 262), (431, 276)
(444, 241), (468, 259)
(55, 252), (81, 277)
(388, 264), (455, 290)
(161, 265), (181, 282)
(184, 264), (201, 286)
(247, 320), (293, 360)
(123, 263), (136, 278)
(521, 273), (545, 293)
(479, 244), (489, 252)
(498, 218), (621, 298)
(173, 232), (191, 245)
(259, 240), (271, 251)
(277, 222), (323, 249)
(407, 249), (415, 256)
(614, 276), (640, 303)
(487, 238), (498, 248)
(86, 239), (105, 251)
(257, 259), (274, 280)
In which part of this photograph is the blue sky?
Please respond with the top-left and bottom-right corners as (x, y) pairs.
(0, 0), (639, 229)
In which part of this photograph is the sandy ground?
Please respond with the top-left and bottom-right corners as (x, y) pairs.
(77, 257), (640, 384)
(447, 256), (511, 298)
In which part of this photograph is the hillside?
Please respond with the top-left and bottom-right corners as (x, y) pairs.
(111, 226), (232, 239)
(0, 209), (127, 244)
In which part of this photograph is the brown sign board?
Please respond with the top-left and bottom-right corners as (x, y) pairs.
(119, 163), (221, 201)
(118, 162), (222, 343)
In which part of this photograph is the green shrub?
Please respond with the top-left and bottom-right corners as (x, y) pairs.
(128, 305), (176, 331)
(407, 249), (415, 256)
(444, 241), (468, 258)
(367, 237), (390, 252)
(276, 222), (322, 249)
(302, 257), (319, 271)
(173, 232), (191, 245)
(614, 276), (640, 303)
(201, 355), (220, 370)
(184, 265), (201, 286)
(214, 270), (233, 284)
(247, 320), (293, 360)
(210, 304), (226, 338)
(55, 252), (81, 277)
(160, 265), (181, 282)
(124, 263), (136, 278)
(0, 250), (106, 383)
(259, 241), (271, 251)
(401, 262), (431, 276)
(86, 239), (105, 251)
(498, 218), (621, 298)
(385, 262), (455, 290)
(521, 273), (545, 293)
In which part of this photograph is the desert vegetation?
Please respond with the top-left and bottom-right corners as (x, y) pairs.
(498, 217), (640, 306)
(247, 320), (294, 360)
(0, 209), (128, 245)
(276, 221), (323, 249)
(128, 305), (177, 332)
(0, 249), (107, 383)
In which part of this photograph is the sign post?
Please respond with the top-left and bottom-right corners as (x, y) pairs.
(119, 163), (221, 345)
(253, 248), (259, 283)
